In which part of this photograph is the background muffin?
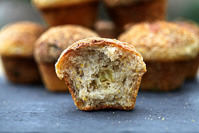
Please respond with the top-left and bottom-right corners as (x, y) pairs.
(32, 0), (99, 28)
(103, 0), (167, 33)
(34, 25), (99, 92)
(119, 21), (198, 91)
(56, 37), (146, 110)
(94, 20), (117, 38)
(0, 21), (45, 84)
(174, 20), (199, 79)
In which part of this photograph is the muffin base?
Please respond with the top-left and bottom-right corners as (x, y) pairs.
(38, 63), (68, 92)
(39, 2), (99, 28)
(105, 0), (167, 32)
(186, 54), (199, 79)
(1, 56), (41, 84)
(140, 61), (187, 91)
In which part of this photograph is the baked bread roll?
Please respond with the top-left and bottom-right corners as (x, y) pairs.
(32, 0), (99, 28)
(56, 37), (146, 110)
(175, 20), (199, 79)
(0, 21), (45, 84)
(103, 0), (167, 33)
(119, 21), (198, 91)
(34, 25), (99, 92)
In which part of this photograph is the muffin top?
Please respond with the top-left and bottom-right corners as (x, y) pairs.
(34, 25), (99, 63)
(175, 20), (199, 53)
(94, 20), (115, 31)
(0, 21), (45, 58)
(32, 0), (98, 9)
(118, 21), (198, 61)
(103, 0), (154, 7)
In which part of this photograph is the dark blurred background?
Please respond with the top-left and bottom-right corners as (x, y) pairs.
(0, 0), (199, 28)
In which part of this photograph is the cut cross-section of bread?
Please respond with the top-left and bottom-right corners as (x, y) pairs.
(56, 37), (146, 111)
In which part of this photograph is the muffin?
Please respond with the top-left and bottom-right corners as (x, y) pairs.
(119, 21), (198, 91)
(94, 20), (117, 38)
(0, 58), (3, 75)
(34, 25), (99, 92)
(0, 22), (45, 84)
(103, 0), (167, 33)
(32, 0), (99, 28)
(174, 20), (199, 79)
(56, 37), (146, 111)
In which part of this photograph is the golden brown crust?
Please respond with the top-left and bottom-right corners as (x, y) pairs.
(56, 37), (146, 111)
(32, 0), (99, 9)
(56, 38), (143, 73)
(34, 25), (99, 63)
(0, 21), (45, 57)
(118, 21), (198, 61)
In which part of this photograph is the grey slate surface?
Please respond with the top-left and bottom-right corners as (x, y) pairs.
(0, 76), (199, 133)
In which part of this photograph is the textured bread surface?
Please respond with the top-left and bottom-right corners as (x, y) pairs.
(32, 0), (98, 9)
(119, 21), (198, 61)
(1, 56), (41, 84)
(0, 22), (45, 57)
(34, 25), (99, 63)
(38, 63), (67, 92)
(56, 38), (146, 110)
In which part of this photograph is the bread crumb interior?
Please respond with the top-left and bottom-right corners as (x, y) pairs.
(61, 45), (143, 108)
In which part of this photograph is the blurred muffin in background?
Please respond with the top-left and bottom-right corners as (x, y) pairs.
(34, 25), (99, 92)
(32, 0), (99, 28)
(0, 21), (45, 84)
(174, 20), (199, 79)
(119, 21), (198, 91)
(94, 20), (117, 38)
(103, 0), (167, 33)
